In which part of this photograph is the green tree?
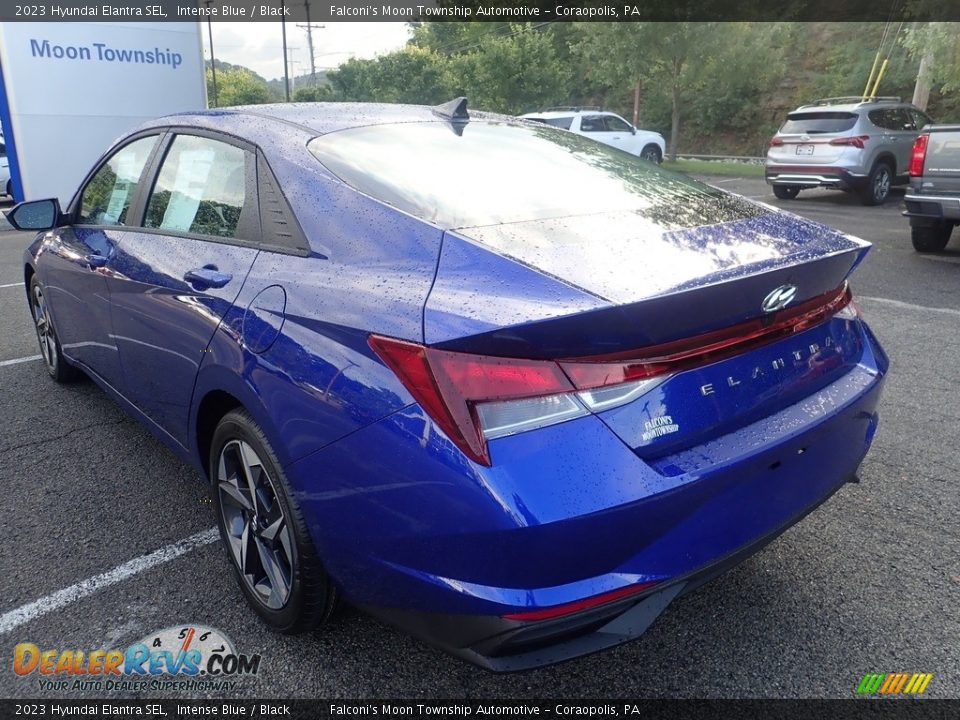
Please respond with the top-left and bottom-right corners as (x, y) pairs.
(293, 85), (334, 102)
(207, 66), (270, 107)
(447, 25), (573, 114)
(324, 46), (454, 104)
(577, 23), (782, 160)
(903, 22), (960, 93)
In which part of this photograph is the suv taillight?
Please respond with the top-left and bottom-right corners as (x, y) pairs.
(829, 135), (870, 149)
(369, 285), (852, 466)
(909, 134), (930, 177)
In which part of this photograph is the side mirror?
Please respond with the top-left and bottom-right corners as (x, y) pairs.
(631, 127), (637, 135)
(4, 198), (64, 231)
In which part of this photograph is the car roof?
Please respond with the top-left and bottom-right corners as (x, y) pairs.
(790, 99), (916, 114)
(138, 102), (519, 144)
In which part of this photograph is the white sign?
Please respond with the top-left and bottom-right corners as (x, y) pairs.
(0, 21), (206, 205)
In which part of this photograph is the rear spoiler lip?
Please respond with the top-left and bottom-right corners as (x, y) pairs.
(429, 239), (870, 360)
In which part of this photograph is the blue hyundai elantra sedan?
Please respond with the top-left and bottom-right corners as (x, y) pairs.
(9, 99), (887, 671)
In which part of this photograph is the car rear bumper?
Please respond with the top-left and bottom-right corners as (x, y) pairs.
(287, 321), (887, 669)
(903, 193), (960, 222)
(360, 477), (852, 671)
(766, 164), (866, 190)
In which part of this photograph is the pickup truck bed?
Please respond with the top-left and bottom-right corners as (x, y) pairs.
(903, 123), (960, 252)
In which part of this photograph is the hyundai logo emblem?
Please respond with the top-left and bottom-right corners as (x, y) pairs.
(762, 285), (798, 313)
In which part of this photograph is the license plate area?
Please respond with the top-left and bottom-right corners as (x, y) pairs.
(796, 144), (815, 156)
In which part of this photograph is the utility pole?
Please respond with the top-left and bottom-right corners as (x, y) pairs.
(284, 46), (300, 98)
(281, 1), (290, 102)
(912, 50), (933, 111)
(287, 59), (302, 94)
(297, 1), (324, 84)
(204, 0), (217, 107)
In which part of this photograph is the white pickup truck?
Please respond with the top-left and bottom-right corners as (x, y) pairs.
(904, 124), (960, 252)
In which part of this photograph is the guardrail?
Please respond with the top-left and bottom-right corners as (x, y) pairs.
(675, 153), (766, 164)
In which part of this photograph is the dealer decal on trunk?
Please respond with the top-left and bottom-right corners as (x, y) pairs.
(642, 415), (680, 442)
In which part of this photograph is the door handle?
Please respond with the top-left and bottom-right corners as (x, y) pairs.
(184, 266), (233, 289)
(85, 254), (108, 268)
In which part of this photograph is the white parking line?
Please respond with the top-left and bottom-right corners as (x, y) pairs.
(859, 296), (960, 318)
(0, 528), (219, 635)
(0, 282), (24, 288)
(0, 355), (41, 367)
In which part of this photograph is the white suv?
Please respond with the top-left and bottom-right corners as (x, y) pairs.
(521, 108), (666, 163)
(0, 132), (10, 197)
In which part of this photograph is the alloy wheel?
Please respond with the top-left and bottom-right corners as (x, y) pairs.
(32, 284), (57, 374)
(640, 147), (661, 163)
(217, 439), (295, 610)
(873, 167), (891, 203)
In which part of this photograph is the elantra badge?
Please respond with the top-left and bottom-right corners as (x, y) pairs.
(762, 284), (798, 313)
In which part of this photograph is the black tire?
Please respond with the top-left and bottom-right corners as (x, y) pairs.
(28, 277), (79, 383)
(860, 161), (893, 206)
(773, 185), (801, 200)
(911, 222), (953, 253)
(211, 409), (339, 634)
(639, 144), (662, 164)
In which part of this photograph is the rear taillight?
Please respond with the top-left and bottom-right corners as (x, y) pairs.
(367, 336), (585, 465)
(502, 581), (660, 621)
(829, 135), (870, 149)
(769, 137), (785, 147)
(909, 133), (929, 177)
(369, 284), (853, 466)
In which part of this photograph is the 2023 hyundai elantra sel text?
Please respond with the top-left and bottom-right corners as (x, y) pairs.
(10, 99), (888, 671)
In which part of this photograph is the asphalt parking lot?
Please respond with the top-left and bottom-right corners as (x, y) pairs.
(0, 177), (957, 700)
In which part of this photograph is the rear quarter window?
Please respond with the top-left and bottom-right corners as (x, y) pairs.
(780, 112), (858, 134)
(525, 117), (573, 130)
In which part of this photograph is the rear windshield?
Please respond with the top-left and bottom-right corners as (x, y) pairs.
(780, 112), (858, 135)
(308, 121), (726, 228)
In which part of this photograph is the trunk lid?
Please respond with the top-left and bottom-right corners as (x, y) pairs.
(424, 208), (870, 458)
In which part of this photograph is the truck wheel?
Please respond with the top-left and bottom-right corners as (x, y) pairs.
(773, 185), (800, 200)
(860, 161), (892, 206)
(911, 222), (953, 253)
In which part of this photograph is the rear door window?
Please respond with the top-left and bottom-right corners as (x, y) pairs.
(780, 112), (858, 134)
(580, 115), (608, 132)
(909, 109), (932, 131)
(144, 134), (253, 239)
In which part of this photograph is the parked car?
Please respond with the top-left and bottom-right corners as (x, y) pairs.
(521, 107), (666, 162)
(0, 132), (10, 198)
(766, 96), (933, 206)
(903, 124), (960, 252)
(9, 99), (887, 671)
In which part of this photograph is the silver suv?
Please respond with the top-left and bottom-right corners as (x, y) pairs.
(766, 97), (933, 206)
